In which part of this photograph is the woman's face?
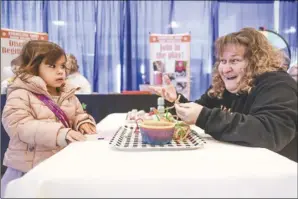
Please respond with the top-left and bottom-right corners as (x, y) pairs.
(218, 44), (248, 93)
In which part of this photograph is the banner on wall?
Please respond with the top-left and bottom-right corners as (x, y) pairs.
(149, 32), (191, 99)
(1, 28), (48, 81)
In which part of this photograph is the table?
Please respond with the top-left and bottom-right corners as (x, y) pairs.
(1, 94), (161, 174)
(4, 113), (297, 198)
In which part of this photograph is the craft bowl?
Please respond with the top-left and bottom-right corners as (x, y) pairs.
(139, 120), (175, 145)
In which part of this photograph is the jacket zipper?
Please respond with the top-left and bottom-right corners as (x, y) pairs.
(55, 89), (76, 123)
(231, 100), (236, 112)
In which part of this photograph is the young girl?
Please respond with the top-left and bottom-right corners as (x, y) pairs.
(1, 40), (97, 197)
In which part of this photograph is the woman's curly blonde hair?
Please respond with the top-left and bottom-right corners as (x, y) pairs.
(208, 27), (287, 98)
(66, 54), (79, 75)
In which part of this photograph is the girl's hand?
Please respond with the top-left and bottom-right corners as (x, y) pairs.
(66, 130), (86, 142)
(79, 123), (96, 134)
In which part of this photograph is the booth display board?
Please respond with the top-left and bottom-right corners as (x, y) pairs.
(149, 33), (191, 99)
(1, 28), (48, 81)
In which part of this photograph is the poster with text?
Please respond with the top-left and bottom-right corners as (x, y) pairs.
(1, 28), (48, 81)
(149, 33), (191, 99)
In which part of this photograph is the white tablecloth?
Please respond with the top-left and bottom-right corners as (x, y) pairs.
(5, 113), (297, 198)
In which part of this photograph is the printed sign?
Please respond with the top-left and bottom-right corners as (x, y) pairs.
(149, 33), (191, 99)
(1, 28), (48, 81)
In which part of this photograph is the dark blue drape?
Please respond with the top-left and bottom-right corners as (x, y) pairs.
(279, 0), (298, 64)
(1, 0), (296, 98)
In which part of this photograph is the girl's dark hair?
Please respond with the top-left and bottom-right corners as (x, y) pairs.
(11, 40), (66, 77)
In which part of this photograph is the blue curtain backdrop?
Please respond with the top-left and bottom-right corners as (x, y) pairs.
(279, 0), (298, 63)
(1, 1), (44, 32)
(217, 1), (275, 37)
(44, 1), (97, 89)
(120, 1), (175, 92)
(1, 0), (297, 100)
(93, 1), (123, 93)
(171, 1), (213, 100)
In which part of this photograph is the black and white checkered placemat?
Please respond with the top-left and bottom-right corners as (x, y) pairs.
(109, 126), (206, 151)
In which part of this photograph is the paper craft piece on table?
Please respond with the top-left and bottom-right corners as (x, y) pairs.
(84, 134), (104, 141)
(126, 109), (153, 121)
(109, 126), (205, 151)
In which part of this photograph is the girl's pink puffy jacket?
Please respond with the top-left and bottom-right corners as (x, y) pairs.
(2, 75), (96, 172)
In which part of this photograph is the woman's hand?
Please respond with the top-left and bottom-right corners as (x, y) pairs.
(174, 102), (203, 125)
(149, 75), (178, 102)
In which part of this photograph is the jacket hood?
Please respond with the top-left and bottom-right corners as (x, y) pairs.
(7, 75), (79, 98)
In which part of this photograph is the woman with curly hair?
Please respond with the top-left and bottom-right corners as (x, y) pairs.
(65, 54), (92, 94)
(150, 27), (297, 152)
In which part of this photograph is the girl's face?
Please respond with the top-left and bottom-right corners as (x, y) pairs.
(38, 55), (67, 94)
(218, 44), (248, 93)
